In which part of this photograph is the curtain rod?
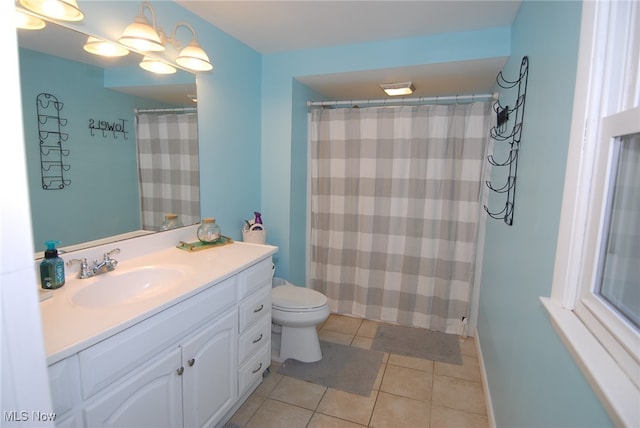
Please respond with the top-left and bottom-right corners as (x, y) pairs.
(134, 107), (197, 113)
(307, 92), (498, 109)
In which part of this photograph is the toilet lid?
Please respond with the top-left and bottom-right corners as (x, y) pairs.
(272, 285), (327, 310)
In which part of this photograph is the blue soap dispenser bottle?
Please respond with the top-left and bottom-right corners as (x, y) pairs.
(40, 240), (65, 289)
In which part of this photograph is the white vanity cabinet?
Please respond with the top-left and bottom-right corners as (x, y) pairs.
(181, 308), (237, 427)
(46, 253), (274, 428)
(83, 309), (237, 428)
(236, 259), (273, 398)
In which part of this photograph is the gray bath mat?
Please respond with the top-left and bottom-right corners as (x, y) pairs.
(372, 323), (462, 365)
(277, 340), (384, 396)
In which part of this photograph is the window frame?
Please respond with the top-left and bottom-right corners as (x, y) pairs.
(543, 1), (640, 426)
(575, 110), (640, 388)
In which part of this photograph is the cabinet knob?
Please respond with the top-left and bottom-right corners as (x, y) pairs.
(253, 304), (264, 313)
(252, 334), (263, 344)
(188, 358), (195, 367)
(251, 363), (263, 374)
(177, 367), (184, 376)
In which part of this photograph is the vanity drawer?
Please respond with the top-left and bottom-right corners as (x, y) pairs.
(78, 276), (236, 399)
(48, 354), (81, 417)
(238, 286), (271, 332)
(237, 257), (272, 300)
(238, 344), (270, 397)
(238, 315), (271, 365)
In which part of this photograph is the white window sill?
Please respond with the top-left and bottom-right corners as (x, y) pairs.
(540, 297), (639, 427)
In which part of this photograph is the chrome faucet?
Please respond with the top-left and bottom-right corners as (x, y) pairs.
(68, 248), (120, 279)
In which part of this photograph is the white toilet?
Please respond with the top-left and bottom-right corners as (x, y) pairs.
(271, 282), (330, 363)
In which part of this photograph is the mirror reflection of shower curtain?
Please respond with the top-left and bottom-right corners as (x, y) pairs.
(309, 103), (493, 334)
(135, 113), (200, 231)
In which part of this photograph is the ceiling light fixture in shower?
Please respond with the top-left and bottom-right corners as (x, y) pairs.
(380, 81), (415, 96)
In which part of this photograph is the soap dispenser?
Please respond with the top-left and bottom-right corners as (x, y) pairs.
(40, 240), (65, 289)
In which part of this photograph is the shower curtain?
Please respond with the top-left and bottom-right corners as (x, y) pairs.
(135, 112), (200, 231)
(309, 103), (493, 334)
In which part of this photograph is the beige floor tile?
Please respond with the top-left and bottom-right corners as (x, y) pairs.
(316, 388), (378, 426)
(459, 336), (477, 357)
(226, 393), (265, 427)
(322, 314), (363, 335)
(356, 319), (381, 338)
(319, 329), (354, 345)
(432, 375), (487, 415)
(246, 398), (313, 428)
(269, 376), (327, 410)
(369, 392), (429, 428)
(230, 317), (489, 428)
(307, 413), (367, 428)
(435, 355), (481, 382)
(350, 336), (373, 350)
(430, 404), (490, 428)
(253, 368), (283, 397)
(380, 364), (433, 402)
(387, 354), (434, 373)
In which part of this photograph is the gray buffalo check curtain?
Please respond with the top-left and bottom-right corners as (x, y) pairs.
(309, 103), (493, 334)
(136, 113), (200, 231)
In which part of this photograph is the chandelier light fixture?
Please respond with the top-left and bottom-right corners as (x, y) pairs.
(118, 2), (213, 74)
(15, 8), (46, 30)
(83, 36), (130, 57)
(380, 81), (415, 96)
(139, 56), (176, 74)
(168, 22), (213, 72)
(118, 1), (164, 52)
(18, 0), (83, 22)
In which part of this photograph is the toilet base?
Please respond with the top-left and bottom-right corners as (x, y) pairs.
(271, 324), (323, 363)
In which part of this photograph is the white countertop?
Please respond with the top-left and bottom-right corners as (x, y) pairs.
(39, 238), (277, 365)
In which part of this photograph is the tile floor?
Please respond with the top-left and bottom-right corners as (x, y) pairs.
(226, 313), (489, 428)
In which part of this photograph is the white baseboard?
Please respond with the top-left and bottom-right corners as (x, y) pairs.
(474, 333), (496, 428)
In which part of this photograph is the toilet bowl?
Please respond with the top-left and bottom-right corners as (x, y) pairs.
(271, 283), (329, 363)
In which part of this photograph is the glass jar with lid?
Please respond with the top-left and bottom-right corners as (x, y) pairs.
(160, 213), (183, 231)
(197, 218), (222, 243)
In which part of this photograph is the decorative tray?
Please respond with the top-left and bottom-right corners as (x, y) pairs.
(176, 236), (234, 252)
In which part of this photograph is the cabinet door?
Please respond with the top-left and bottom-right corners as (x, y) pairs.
(182, 309), (238, 428)
(83, 348), (183, 428)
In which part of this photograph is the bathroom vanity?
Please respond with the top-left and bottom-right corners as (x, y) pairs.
(39, 226), (277, 427)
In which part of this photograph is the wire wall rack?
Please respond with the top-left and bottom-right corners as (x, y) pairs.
(484, 56), (529, 225)
(37, 93), (70, 190)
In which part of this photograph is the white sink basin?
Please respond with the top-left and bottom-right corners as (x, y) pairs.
(71, 265), (191, 308)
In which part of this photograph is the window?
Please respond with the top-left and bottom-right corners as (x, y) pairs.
(595, 132), (639, 331)
(543, 1), (639, 426)
(575, 109), (640, 389)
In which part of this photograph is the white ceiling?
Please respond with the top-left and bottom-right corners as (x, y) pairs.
(176, 0), (522, 100)
(176, 1), (521, 55)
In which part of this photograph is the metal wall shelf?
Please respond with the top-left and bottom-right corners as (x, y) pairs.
(37, 93), (71, 190)
(484, 56), (529, 225)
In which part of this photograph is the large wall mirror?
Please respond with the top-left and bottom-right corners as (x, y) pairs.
(17, 20), (200, 254)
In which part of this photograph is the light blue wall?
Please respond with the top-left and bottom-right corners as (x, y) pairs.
(478, 1), (612, 426)
(60, 1), (264, 242)
(20, 49), (170, 249)
(262, 27), (511, 281)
